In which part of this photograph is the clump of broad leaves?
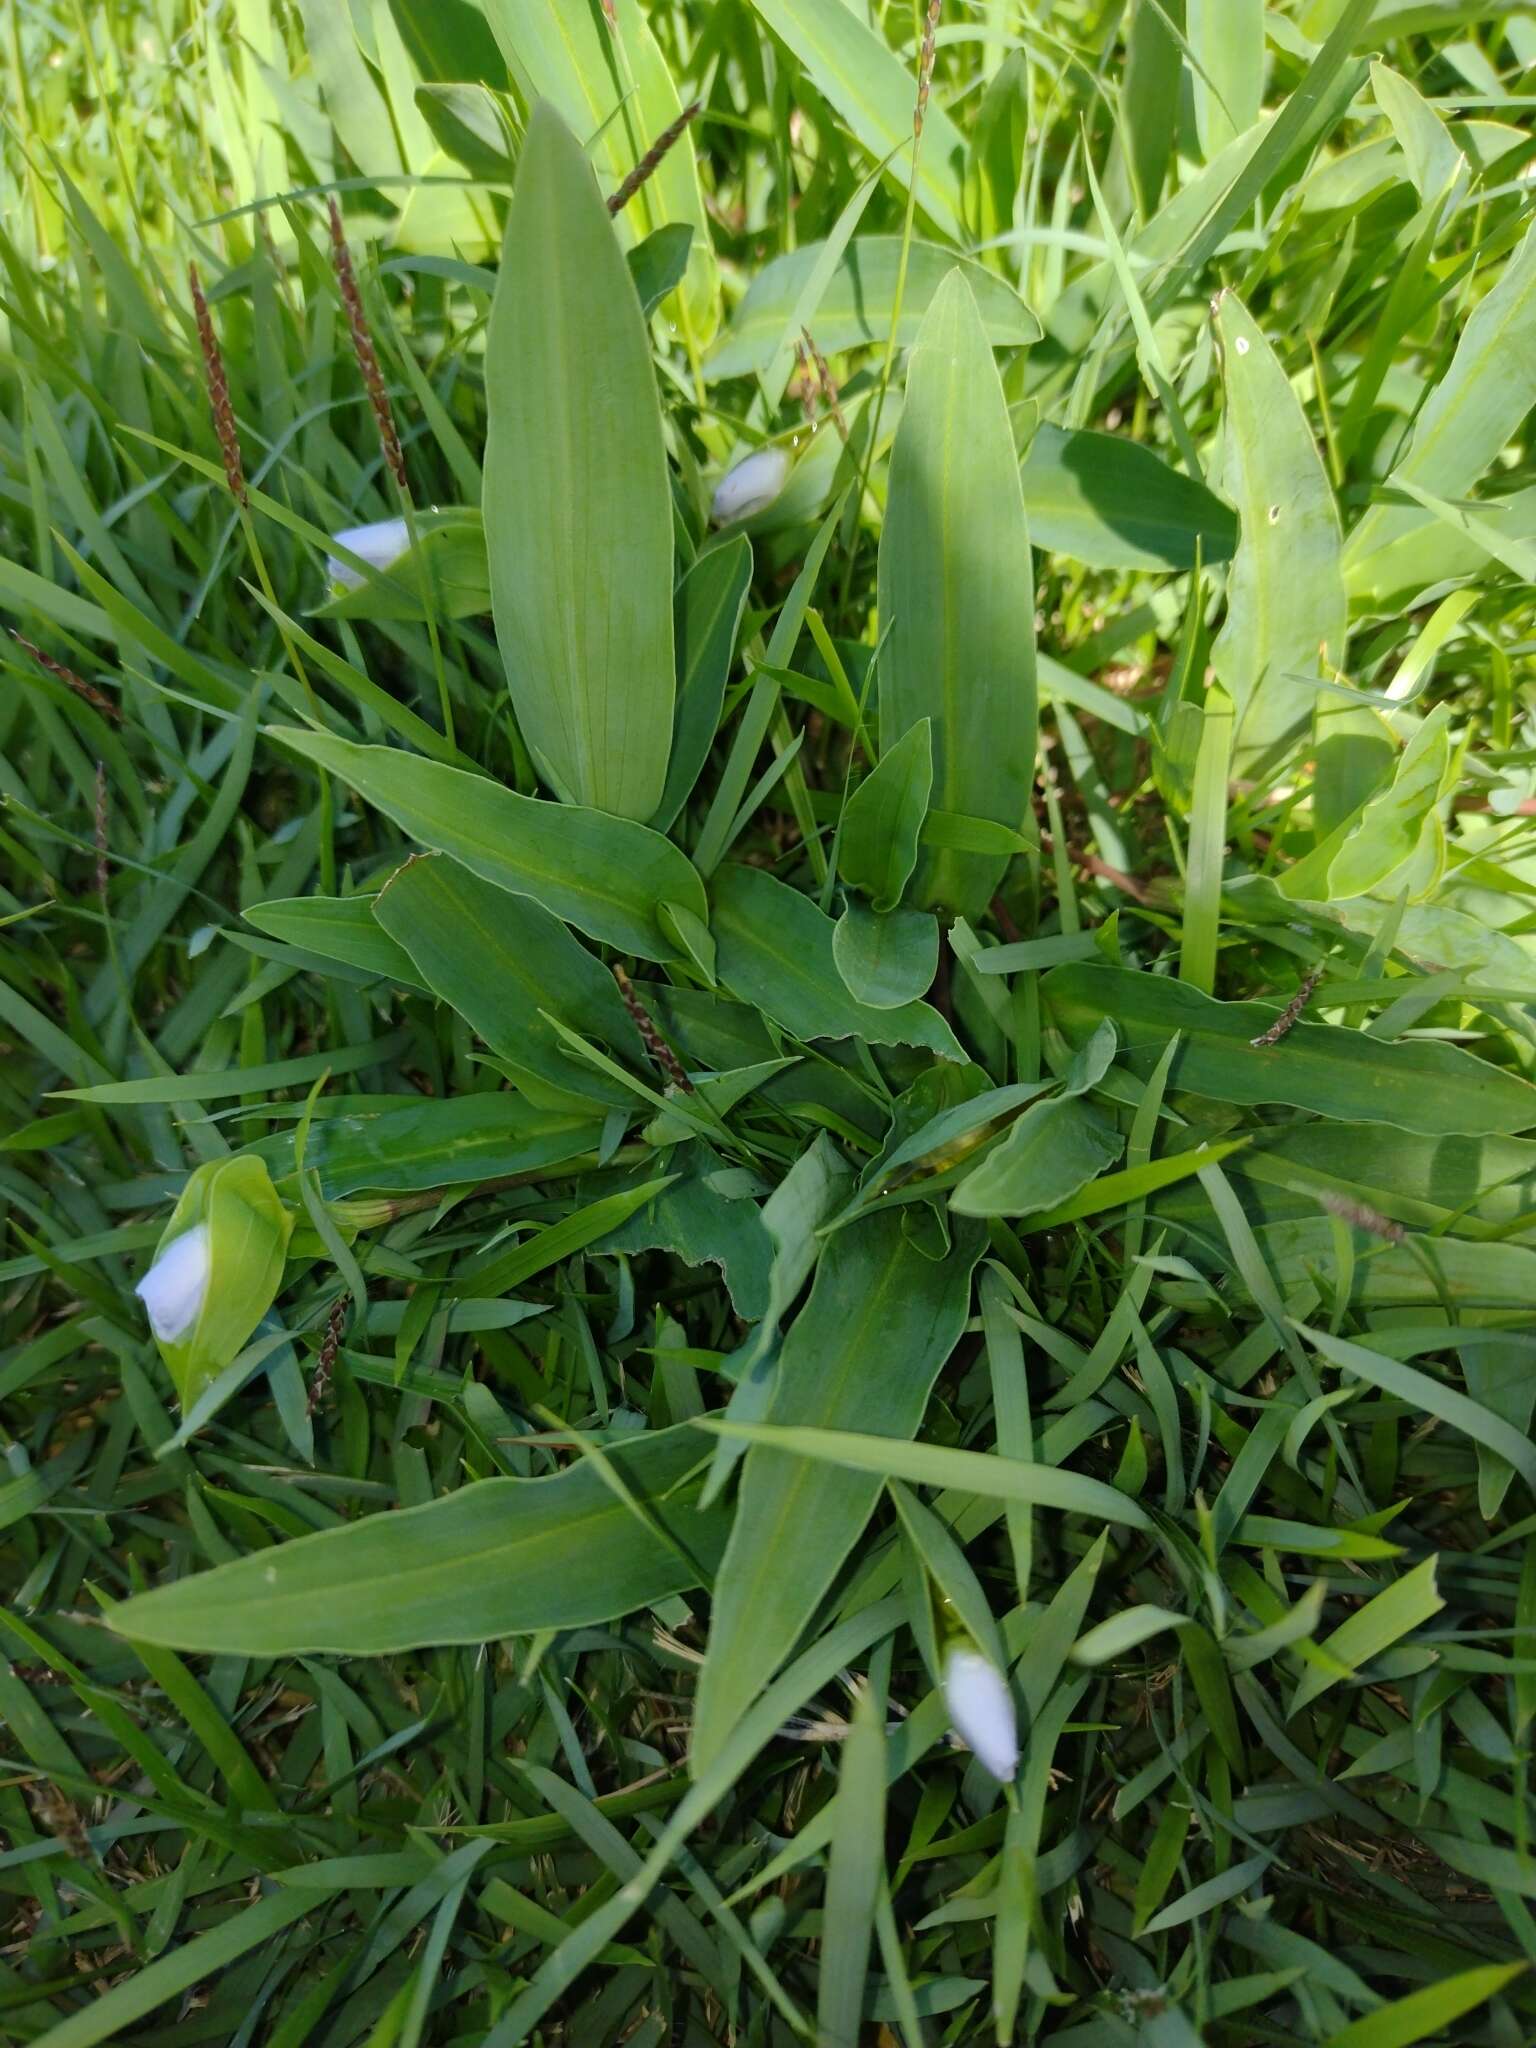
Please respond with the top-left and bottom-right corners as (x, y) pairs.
(6, 2), (1536, 2043)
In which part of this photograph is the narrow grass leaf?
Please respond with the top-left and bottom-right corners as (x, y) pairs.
(818, 1674), (887, 2048)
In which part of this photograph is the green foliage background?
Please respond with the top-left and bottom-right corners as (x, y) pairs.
(2, 2), (1536, 2043)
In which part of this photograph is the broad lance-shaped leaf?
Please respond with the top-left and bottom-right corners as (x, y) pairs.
(950, 1095), (1123, 1218)
(838, 719), (932, 913)
(373, 855), (646, 1111)
(244, 894), (427, 987)
(705, 239), (1038, 380)
(485, 102), (674, 820)
(879, 270), (1037, 919)
(481, 0), (718, 340)
(1345, 210), (1536, 597)
(1045, 963), (1536, 1138)
(712, 862), (962, 1060)
(110, 1423), (728, 1655)
(258, 1095), (605, 1200)
(1211, 290), (1348, 764)
(269, 728), (707, 962)
(1021, 423), (1237, 572)
(691, 1211), (981, 1772)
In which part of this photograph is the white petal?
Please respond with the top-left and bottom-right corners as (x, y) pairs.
(710, 446), (791, 526)
(943, 1646), (1019, 1781)
(135, 1224), (211, 1344)
(326, 516), (412, 590)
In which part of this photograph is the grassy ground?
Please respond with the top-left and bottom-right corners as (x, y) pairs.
(3, 1), (1536, 2043)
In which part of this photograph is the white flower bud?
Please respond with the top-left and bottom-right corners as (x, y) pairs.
(326, 516), (412, 589)
(710, 446), (791, 526)
(943, 1644), (1019, 1781)
(135, 1224), (211, 1344)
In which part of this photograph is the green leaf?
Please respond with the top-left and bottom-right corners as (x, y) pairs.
(744, 2), (968, 237)
(705, 239), (1038, 380)
(268, 728), (708, 961)
(597, 1145), (774, 1321)
(712, 863), (962, 1060)
(244, 894), (427, 987)
(818, 1675), (887, 2048)
(1188, 0), (1264, 157)
(57, 1036), (407, 1105)
(19, 1888), (317, 2048)
(1211, 290), (1347, 759)
(1138, 1853), (1271, 1938)
(1289, 1554), (1444, 1715)
(653, 537), (753, 834)
(460, 1178), (678, 1300)
(1022, 422), (1237, 570)
(1310, 707), (1453, 902)
(483, 0), (717, 337)
(295, 1096), (604, 1200)
(1346, 212), (1536, 596)
(1298, 1323), (1536, 1497)
(1044, 963), (1536, 1137)
(692, 1212), (979, 1771)
(832, 902), (939, 1011)
(372, 854), (645, 1110)
(879, 270), (1037, 919)
(1371, 59), (1467, 207)
(950, 1096), (1124, 1219)
(1182, 683), (1235, 995)
(111, 1422), (728, 1654)
(838, 718), (933, 912)
(484, 102), (674, 819)
(1122, 0), (1183, 214)
(628, 222), (696, 318)
(1323, 1963), (1527, 2048)
(701, 1422), (1154, 1532)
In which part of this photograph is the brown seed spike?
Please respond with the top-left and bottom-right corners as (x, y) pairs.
(915, 0), (941, 140)
(308, 1293), (349, 1416)
(613, 964), (695, 1093)
(188, 262), (248, 506)
(607, 101), (702, 218)
(328, 198), (408, 491)
(794, 338), (820, 424)
(801, 327), (848, 441)
(1318, 1191), (1406, 1246)
(10, 632), (120, 721)
(1250, 961), (1325, 1047)
(93, 760), (109, 902)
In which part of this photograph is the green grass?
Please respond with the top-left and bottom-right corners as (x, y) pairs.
(3, 2), (1536, 2043)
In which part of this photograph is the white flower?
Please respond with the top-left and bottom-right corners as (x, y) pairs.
(943, 1644), (1019, 1781)
(326, 516), (412, 590)
(135, 1224), (211, 1344)
(710, 446), (791, 525)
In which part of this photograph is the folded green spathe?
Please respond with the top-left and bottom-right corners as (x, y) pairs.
(135, 1157), (293, 1404)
